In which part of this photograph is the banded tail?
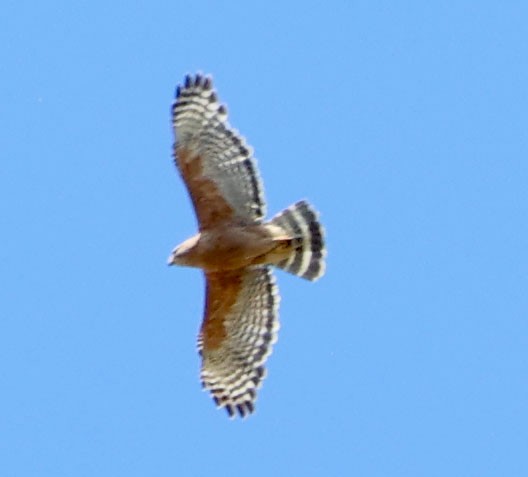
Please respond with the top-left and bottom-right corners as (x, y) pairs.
(270, 200), (326, 281)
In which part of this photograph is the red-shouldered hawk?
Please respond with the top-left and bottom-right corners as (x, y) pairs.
(168, 73), (326, 418)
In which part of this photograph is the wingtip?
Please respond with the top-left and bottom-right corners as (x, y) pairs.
(223, 401), (254, 419)
(179, 72), (214, 91)
(211, 389), (257, 419)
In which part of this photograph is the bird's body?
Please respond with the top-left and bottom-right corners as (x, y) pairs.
(170, 223), (290, 272)
(168, 73), (326, 418)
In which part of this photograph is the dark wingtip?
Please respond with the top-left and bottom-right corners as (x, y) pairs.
(179, 73), (214, 95)
(245, 401), (255, 415)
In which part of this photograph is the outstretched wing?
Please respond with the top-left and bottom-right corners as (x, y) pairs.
(198, 267), (280, 418)
(172, 74), (266, 230)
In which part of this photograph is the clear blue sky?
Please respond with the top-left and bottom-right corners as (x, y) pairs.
(1, 2), (527, 476)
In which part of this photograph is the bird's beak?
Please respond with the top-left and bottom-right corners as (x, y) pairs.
(167, 253), (175, 266)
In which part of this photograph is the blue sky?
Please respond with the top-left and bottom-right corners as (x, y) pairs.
(1, 1), (527, 476)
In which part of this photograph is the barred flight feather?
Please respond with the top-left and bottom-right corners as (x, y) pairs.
(271, 200), (326, 281)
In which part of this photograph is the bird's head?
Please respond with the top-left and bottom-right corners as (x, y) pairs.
(167, 234), (200, 266)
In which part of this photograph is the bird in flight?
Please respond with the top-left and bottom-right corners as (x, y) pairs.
(168, 73), (326, 418)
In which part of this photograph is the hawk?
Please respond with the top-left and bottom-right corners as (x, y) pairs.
(168, 73), (326, 418)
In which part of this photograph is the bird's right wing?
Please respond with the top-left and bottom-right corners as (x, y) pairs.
(198, 266), (279, 418)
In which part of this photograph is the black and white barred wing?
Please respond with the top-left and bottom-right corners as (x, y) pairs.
(172, 74), (266, 230)
(198, 267), (279, 418)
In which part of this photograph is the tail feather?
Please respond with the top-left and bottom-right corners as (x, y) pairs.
(270, 200), (326, 281)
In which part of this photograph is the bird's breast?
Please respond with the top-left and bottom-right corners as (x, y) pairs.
(195, 225), (275, 272)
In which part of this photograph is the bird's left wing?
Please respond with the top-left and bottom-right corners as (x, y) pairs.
(172, 74), (266, 230)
